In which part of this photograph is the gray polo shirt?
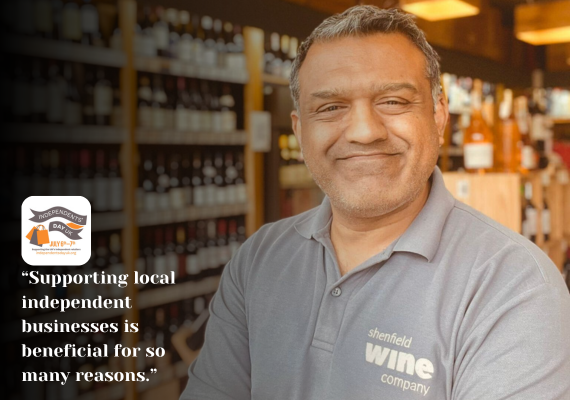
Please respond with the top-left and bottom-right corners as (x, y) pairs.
(180, 166), (570, 400)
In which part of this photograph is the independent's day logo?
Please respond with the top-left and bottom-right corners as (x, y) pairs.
(22, 197), (91, 266)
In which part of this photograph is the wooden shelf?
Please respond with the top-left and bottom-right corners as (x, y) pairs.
(263, 73), (290, 86)
(1, 34), (126, 67)
(3, 124), (127, 144)
(136, 129), (247, 145)
(553, 118), (570, 125)
(137, 203), (249, 227)
(134, 56), (249, 84)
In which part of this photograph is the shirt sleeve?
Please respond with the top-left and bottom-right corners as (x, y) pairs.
(179, 241), (252, 400)
(452, 282), (570, 400)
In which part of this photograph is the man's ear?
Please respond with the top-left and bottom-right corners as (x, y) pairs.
(434, 93), (449, 147)
(291, 109), (302, 146)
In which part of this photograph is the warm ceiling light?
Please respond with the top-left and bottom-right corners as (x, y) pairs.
(400, 0), (480, 21)
(515, 0), (570, 45)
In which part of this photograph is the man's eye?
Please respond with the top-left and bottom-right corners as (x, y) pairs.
(320, 105), (341, 113)
(385, 100), (404, 105)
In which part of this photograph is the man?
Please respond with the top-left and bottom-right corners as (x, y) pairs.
(181, 6), (570, 399)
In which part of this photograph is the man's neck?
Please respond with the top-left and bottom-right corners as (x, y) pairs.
(329, 179), (432, 276)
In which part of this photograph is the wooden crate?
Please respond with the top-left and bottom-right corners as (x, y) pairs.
(442, 172), (522, 233)
(443, 169), (569, 272)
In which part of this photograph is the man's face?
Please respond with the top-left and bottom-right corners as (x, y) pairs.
(291, 33), (448, 218)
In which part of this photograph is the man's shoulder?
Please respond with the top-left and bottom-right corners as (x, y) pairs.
(447, 200), (560, 286)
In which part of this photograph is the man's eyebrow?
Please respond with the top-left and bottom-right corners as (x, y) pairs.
(310, 82), (419, 100)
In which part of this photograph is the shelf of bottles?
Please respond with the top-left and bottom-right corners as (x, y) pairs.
(2, 2), (256, 400)
(262, 30), (298, 85)
(440, 71), (566, 174)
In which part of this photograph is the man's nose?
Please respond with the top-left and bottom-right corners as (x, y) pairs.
(344, 102), (388, 144)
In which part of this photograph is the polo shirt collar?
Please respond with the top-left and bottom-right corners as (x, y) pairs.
(293, 166), (456, 262)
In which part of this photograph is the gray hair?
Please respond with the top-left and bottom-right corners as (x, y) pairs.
(289, 6), (441, 111)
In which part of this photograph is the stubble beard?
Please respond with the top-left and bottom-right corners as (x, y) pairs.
(303, 149), (436, 220)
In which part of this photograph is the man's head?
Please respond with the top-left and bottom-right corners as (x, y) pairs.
(290, 6), (448, 219)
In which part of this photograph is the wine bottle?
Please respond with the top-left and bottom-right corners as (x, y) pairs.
(138, 74), (153, 128)
(496, 89), (520, 173)
(463, 79), (494, 174)
(108, 149), (123, 211)
(169, 152), (185, 209)
(30, 59), (47, 123)
(521, 181), (537, 242)
(46, 62), (65, 124)
(79, 148), (94, 204)
(175, 76), (190, 131)
(61, 0), (82, 43)
(93, 149), (109, 212)
(63, 63), (83, 125)
(80, 0), (100, 46)
(94, 68), (113, 126)
(153, 6), (170, 58)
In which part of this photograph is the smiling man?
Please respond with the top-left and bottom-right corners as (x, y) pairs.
(180, 6), (570, 400)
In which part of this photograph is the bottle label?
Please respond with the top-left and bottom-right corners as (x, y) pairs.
(13, 81), (31, 117)
(222, 110), (237, 132)
(237, 183), (248, 203)
(525, 208), (538, 237)
(94, 85), (113, 116)
(93, 177), (108, 211)
(46, 80), (65, 123)
(464, 142), (493, 169)
(205, 184), (216, 204)
(197, 247), (208, 271)
(175, 109), (189, 131)
(177, 39), (193, 61)
(166, 253), (178, 276)
(62, 7), (82, 40)
(158, 193), (170, 210)
(154, 255), (167, 275)
(200, 111), (212, 132)
(521, 146), (535, 169)
(193, 186), (205, 206)
(152, 107), (166, 129)
(169, 188), (185, 209)
(211, 112), (223, 133)
(153, 25), (169, 51)
(80, 6), (99, 34)
(188, 110), (202, 132)
(34, 1), (54, 33)
(186, 254), (200, 275)
(65, 179), (80, 197)
(31, 85), (47, 114)
(80, 179), (94, 203)
(144, 192), (157, 212)
(542, 209), (551, 235)
(64, 101), (83, 125)
(138, 105), (153, 128)
(109, 177), (123, 211)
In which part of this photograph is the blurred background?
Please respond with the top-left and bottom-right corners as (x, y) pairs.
(1, 0), (570, 399)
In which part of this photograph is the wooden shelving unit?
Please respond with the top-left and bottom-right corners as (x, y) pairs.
(134, 56), (249, 83)
(2, 124), (128, 144)
(136, 129), (247, 145)
(1, 34), (127, 67)
(3, 1), (265, 399)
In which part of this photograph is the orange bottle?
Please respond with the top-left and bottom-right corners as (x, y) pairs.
(496, 89), (521, 173)
(463, 79), (494, 174)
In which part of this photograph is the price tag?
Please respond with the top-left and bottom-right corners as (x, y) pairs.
(249, 111), (272, 152)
